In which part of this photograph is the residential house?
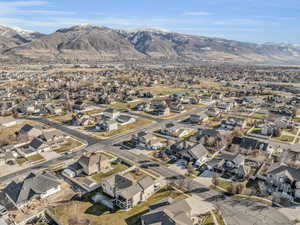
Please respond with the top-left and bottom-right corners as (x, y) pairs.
(71, 113), (93, 126)
(103, 108), (120, 120)
(206, 107), (221, 117)
(189, 112), (208, 124)
(73, 101), (87, 111)
(189, 96), (201, 105)
(230, 137), (272, 154)
(4, 172), (61, 209)
(78, 152), (111, 175)
(168, 141), (209, 166)
(261, 123), (276, 136)
(216, 100), (235, 112)
(197, 129), (224, 149)
(134, 102), (151, 112)
(169, 102), (185, 113)
(219, 117), (246, 131)
(274, 117), (293, 129)
(214, 154), (250, 179)
(17, 138), (50, 157)
(131, 131), (165, 150)
(95, 120), (119, 132)
(161, 124), (193, 138)
(141, 197), (214, 225)
(262, 163), (300, 200)
(117, 115), (136, 126)
(154, 105), (170, 116)
(101, 174), (155, 210)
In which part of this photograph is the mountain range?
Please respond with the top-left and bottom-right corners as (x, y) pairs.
(1, 24), (300, 65)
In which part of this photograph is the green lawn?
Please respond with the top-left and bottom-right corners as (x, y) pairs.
(217, 179), (232, 190)
(54, 138), (83, 153)
(26, 153), (44, 162)
(202, 213), (215, 225)
(16, 157), (28, 165)
(50, 113), (72, 123)
(283, 128), (299, 136)
(51, 187), (186, 225)
(274, 135), (295, 143)
(250, 127), (262, 134)
(213, 210), (226, 225)
(84, 109), (103, 115)
(91, 163), (129, 183)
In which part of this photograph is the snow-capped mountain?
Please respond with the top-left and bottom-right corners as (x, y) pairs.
(1, 24), (300, 65)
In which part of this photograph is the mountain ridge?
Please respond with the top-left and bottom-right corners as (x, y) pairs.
(1, 24), (300, 65)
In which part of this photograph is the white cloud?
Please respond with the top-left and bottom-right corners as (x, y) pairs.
(0, 1), (48, 7)
(0, 1), (74, 16)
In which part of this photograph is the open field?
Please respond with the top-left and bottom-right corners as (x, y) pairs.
(141, 86), (190, 95)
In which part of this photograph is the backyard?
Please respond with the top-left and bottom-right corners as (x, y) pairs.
(50, 187), (186, 225)
(91, 162), (129, 183)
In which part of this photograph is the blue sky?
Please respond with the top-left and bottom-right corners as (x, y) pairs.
(0, 0), (299, 43)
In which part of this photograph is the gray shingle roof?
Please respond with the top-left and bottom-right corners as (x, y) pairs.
(4, 173), (60, 206)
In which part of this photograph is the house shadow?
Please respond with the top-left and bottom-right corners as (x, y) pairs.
(85, 203), (111, 216)
(204, 194), (227, 202)
(125, 209), (148, 225)
(188, 187), (210, 194)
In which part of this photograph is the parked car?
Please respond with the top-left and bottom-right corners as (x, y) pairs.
(0, 205), (7, 216)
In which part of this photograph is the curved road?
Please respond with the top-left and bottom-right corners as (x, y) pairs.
(1, 108), (294, 225)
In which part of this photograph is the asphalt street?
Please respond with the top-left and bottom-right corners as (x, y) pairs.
(0, 106), (294, 225)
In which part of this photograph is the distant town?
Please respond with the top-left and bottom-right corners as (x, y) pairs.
(0, 62), (298, 225)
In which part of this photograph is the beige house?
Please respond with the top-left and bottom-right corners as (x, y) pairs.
(141, 197), (215, 225)
(78, 152), (111, 175)
(101, 173), (155, 210)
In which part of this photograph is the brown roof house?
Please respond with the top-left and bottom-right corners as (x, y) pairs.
(78, 152), (111, 175)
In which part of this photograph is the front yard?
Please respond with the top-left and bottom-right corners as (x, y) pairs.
(273, 135), (295, 143)
(54, 138), (84, 153)
(17, 153), (45, 165)
(50, 187), (186, 225)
